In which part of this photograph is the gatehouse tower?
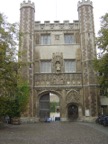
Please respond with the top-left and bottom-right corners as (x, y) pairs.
(19, 0), (99, 122)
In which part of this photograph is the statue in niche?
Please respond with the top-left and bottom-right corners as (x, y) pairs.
(55, 61), (61, 72)
(52, 52), (63, 73)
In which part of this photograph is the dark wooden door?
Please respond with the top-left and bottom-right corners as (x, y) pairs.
(68, 104), (78, 120)
(39, 93), (50, 121)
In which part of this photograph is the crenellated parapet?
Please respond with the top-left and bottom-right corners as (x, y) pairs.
(77, 0), (93, 9)
(35, 20), (79, 31)
(20, 0), (35, 10)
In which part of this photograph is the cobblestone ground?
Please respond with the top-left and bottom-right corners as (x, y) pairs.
(0, 122), (108, 144)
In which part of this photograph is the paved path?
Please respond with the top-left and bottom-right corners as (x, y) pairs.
(0, 122), (108, 144)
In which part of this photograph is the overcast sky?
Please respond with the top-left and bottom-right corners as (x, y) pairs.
(0, 0), (108, 35)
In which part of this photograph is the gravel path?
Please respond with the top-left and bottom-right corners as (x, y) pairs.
(0, 122), (108, 144)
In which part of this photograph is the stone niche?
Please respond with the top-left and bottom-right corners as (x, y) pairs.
(52, 52), (64, 73)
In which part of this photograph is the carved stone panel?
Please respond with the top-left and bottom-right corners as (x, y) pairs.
(34, 73), (82, 86)
(66, 90), (80, 104)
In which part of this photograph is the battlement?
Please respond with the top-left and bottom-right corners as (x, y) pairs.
(20, 0), (35, 10)
(35, 20), (79, 31)
(77, 0), (93, 9)
(35, 20), (79, 24)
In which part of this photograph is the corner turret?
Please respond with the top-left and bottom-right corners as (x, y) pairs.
(77, 0), (98, 117)
(77, 0), (93, 9)
(20, 0), (35, 10)
(19, 0), (35, 117)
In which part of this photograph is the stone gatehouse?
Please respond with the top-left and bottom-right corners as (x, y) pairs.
(19, 0), (99, 122)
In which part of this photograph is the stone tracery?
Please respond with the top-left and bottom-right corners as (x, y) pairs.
(66, 90), (80, 104)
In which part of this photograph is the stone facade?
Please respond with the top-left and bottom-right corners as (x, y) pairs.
(19, 0), (99, 122)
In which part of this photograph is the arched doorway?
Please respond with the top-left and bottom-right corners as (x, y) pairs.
(67, 104), (78, 120)
(39, 92), (60, 121)
(39, 93), (50, 121)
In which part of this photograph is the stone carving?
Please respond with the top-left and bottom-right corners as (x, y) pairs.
(52, 52), (63, 73)
(34, 73), (82, 86)
(55, 35), (59, 40)
(55, 61), (61, 72)
(53, 75), (64, 85)
(66, 90), (80, 104)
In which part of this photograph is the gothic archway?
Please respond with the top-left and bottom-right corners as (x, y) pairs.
(66, 89), (81, 120)
(66, 89), (80, 104)
(38, 90), (61, 121)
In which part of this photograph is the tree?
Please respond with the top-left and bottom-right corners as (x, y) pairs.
(0, 13), (18, 98)
(94, 53), (108, 96)
(94, 12), (108, 97)
(97, 13), (108, 54)
(0, 13), (29, 122)
(50, 102), (59, 113)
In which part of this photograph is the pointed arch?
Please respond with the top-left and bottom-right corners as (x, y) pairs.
(66, 89), (80, 104)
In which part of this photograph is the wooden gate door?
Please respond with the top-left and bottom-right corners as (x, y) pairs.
(68, 104), (78, 120)
(39, 93), (50, 121)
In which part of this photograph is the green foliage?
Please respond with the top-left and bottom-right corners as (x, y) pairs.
(15, 82), (29, 117)
(0, 13), (18, 97)
(0, 97), (9, 117)
(94, 12), (108, 97)
(0, 82), (29, 118)
(0, 13), (29, 118)
(50, 102), (59, 112)
(93, 54), (108, 96)
(97, 13), (108, 53)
